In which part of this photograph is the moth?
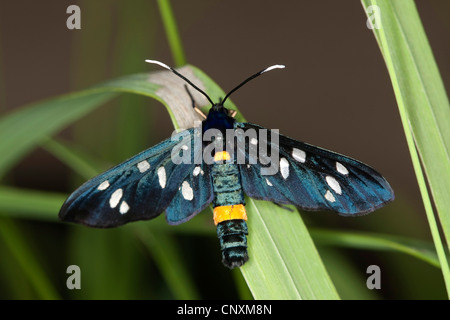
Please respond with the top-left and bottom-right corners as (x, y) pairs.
(59, 60), (394, 268)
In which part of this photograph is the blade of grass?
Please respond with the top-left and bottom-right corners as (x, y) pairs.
(69, 0), (116, 168)
(113, 0), (156, 161)
(0, 240), (36, 299)
(0, 186), (214, 235)
(156, 0), (186, 67)
(0, 91), (116, 179)
(319, 248), (379, 300)
(0, 186), (443, 271)
(68, 226), (143, 299)
(41, 137), (101, 180)
(69, 0), (113, 90)
(312, 228), (441, 268)
(361, 0), (450, 296)
(0, 217), (60, 299)
(0, 186), (66, 222)
(231, 268), (254, 300)
(242, 199), (338, 299)
(135, 227), (200, 299)
(0, 67), (208, 179)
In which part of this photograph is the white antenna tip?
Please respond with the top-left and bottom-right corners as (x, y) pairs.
(262, 64), (286, 73)
(145, 59), (171, 70)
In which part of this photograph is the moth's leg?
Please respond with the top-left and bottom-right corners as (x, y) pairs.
(228, 110), (237, 118)
(185, 85), (206, 119)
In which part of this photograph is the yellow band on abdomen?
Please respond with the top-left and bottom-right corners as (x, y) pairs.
(213, 204), (247, 226)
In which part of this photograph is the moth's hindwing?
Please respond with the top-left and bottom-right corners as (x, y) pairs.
(165, 161), (213, 225)
(236, 123), (394, 215)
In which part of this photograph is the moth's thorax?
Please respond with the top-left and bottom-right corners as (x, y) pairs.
(202, 104), (235, 134)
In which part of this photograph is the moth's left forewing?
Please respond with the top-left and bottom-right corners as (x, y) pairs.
(59, 128), (206, 227)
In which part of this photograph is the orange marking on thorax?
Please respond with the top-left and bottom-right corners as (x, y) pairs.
(213, 204), (247, 225)
(214, 151), (231, 162)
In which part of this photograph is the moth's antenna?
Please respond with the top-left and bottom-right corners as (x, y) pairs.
(222, 64), (285, 105)
(145, 59), (215, 106)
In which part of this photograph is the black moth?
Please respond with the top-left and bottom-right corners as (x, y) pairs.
(59, 60), (394, 268)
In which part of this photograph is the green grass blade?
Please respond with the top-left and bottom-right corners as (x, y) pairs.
(156, 0), (186, 67)
(0, 184), (443, 271)
(135, 227), (200, 299)
(0, 91), (116, 179)
(361, 0), (450, 296)
(67, 226), (142, 299)
(0, 186), (65, 222)
(0, 184), (441, 272)
(242, 199), (338, 299)
(69, 0), (115, 91)
(312, 228), (441, 268)
(231, 268), (254, 300)
(0, 217), (60, 299)
(319, 248), (378, 300)
(41, 138), (100, 180)
(0, 67), (208, 179)
(112, 0), (156, 161)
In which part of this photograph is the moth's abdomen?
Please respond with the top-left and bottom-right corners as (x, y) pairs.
(216, 218), (248, 269)
(211, 162), (245, 207)
(211, 152), (248, 268)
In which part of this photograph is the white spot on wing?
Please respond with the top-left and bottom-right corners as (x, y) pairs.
(326, 176), (342, 195)
(280, 158), (290, 179)
(157, 167), (166, 188)
(98, 180), (110, 191)
(324, 190), (336, 202)
(137, 160), (150, 173)
(292, 148), (306, 163)
(119, 201), (129, 214)
(193, 166), (201, 176)
(110, 189), (123, 208)
(266, 178), (273, 186)
(181, 181), (194, 201)
(336, 162), (349, 175)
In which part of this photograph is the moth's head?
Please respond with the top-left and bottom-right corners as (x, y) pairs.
(203, 101), (234, 133)
(208, 100), (231, 118)
(211, 98), (227, 113)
